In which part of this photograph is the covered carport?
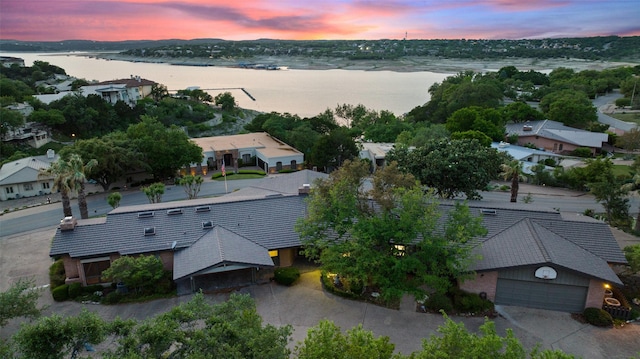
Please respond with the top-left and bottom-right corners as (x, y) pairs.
(173, 226), (274, 295)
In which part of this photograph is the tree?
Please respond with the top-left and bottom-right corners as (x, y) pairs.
(308, 127), (359, 172)
(107, 192), (122, 209)
(412, 314), (575, 359)
(179, 174), (204, 199)
(446, 107), (505, 142)
(63, 132), (143, 192)
(587, 158), (631, 228)
(12, 309), (130, 359)
(141, 182), (165, 204)
(296, 160), (486, 302)
(0, 108), (25, 136)
(39, 158), (73, 218)
(214, 91), (237, 111)
(127, 116), (202, 180)
(107, 293), (291, 359)
(388, 139), (504, 199)
(27, 109), (66, 127)
(502, 102), (544, 123)
(295, 320), (397, 359)
(500, 160), (525, 202)
(149, 83), (169, 102)
(539, 90), (597, 129)
(616, 128), (640, 151)
(624, 244), (640, 275)
(101, 255), (165, 294)
(66, 153), (98, 219)
(0, 278), (43, 327)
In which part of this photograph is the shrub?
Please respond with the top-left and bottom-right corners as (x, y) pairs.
(102, 291), (123, 304)
(583, 307), (613, 327)
(83, 284), (104, 294)
(51, 284), (69, 302)
(238, 169), (266, 175)
(67, 283), (83, 299)
(571, 147), (593, 158)
(274, 267), (300, 286)
(49, 259), (66, 290)
(425, 292), (453, 313)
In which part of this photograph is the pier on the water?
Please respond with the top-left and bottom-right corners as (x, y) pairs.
(169, 87), (256, 101)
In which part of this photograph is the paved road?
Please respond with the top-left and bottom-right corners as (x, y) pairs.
(0, 178), (262, 237)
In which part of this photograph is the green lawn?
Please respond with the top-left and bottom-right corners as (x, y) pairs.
(211, 173), (266, 181)
(612, 164), (633, 178)
(609, 112), (640, 125)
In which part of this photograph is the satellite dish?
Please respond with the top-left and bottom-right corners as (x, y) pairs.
(171, 241), (177, 250)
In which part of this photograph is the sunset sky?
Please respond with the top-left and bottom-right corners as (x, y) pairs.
(1, 0), (639, 42)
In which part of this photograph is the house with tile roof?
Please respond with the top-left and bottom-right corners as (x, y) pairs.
(49, 170), (626, 311)
(506, 120), (608, 156)
(0, 150), (59, 201)
(49, 170), (324, 294)
(191, 133), (304, 175)
(459, 204), (626, 312)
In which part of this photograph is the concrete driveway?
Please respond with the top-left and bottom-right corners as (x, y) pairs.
(1, 227), (639, 358)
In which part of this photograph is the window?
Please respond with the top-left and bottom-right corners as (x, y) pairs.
(138, 212), (154, 218)
(144, 227), (156, 236)
(42, 182), (50, 189)
(83, 259), (111, 285)
(290, 160), (297, 169)
(276, 161), (282, 171)
(242, 154), (251, 163)
(202, 221), (214, 229)
(559, 144), (563, 151)
(24, 183), (33, 191)
(5, 187), (14, 194)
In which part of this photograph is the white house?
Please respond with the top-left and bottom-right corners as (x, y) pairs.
(0, 149), (59, 201)
(191, 133), (304, 174)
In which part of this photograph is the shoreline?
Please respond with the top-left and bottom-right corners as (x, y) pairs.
(91, 53), (639, 74)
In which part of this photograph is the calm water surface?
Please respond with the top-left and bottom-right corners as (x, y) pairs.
(2, 52), (450, 118)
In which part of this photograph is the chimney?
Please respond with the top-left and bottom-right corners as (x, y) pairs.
(523, 125), (533, 131)
(298, 183), (311, 195)
(59, 216), (77, 231)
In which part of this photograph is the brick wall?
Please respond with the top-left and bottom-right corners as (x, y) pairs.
(459, 271), (499, 301)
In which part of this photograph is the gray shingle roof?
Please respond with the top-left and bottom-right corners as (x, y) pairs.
(472, 218), (622, 284)
(505, 120), (608, 148)
(173, 226), (273, 280)
(50, 195), (307, 258)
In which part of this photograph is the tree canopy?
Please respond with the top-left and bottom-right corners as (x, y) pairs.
(296, 160), (486, 302)
(388, 139), (504, 199)
(126, 116), (202, 180)
(0, 279), (43, 327)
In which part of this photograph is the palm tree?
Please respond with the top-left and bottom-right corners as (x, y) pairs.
(39, 158), (73, 218)
(67, 154), (98, 219)
(500, 160), (525, 203)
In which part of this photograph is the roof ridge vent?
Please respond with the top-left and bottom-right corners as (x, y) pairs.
(138, 211), (154, 218)
(195, 206), (211, 213)
(480, 209), (497, 215)
(167, 208), (183, 215)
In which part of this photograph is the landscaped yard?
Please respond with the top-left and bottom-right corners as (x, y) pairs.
(610, 112), (640, 126)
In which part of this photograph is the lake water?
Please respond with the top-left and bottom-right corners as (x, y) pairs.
(1, 52), (450, 118)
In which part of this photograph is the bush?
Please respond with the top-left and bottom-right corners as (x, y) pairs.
(51, 284), (69, 302)
(571, 147), (593, 158)
(49, 259), (66, 290)
(425, 292), (453, 313)
(83, 284), (104, 294)
(102, 291), (123, 304)
(238, 169), (266, 175)
(274, 267), (300, 286)
(583, 307), (613, 327)
(67, 282), (83, 299)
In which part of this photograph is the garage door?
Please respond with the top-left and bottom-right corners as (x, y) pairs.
(495, 279), (588, 312)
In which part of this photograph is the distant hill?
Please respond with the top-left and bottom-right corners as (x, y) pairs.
(1, 36), (639, 62)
